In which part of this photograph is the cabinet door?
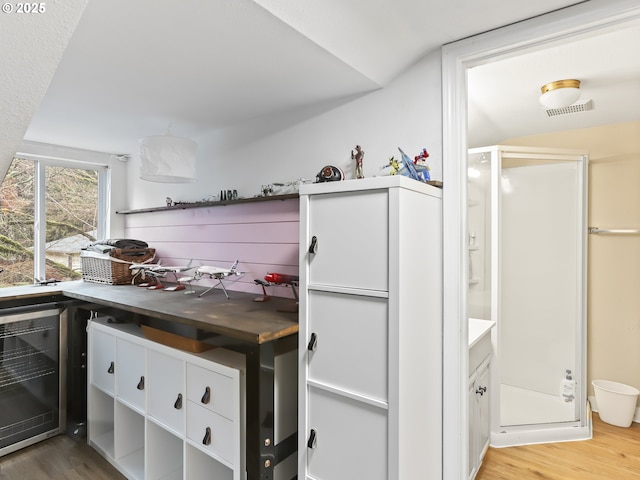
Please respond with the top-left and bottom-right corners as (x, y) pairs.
(90, 327), (116, 395)
(469, 363), (490, 479)
(307, 190), (389, 291)
(306, 388), (387, 480)
(186, 402), (236, 466)
(307, 290), (388, 402)
(186, 363), (235, 420)
(468, 379), (478, 479)
(475, 365), (490, 463)
(148, 349), (185, 434)
(116, 338), (147, 412)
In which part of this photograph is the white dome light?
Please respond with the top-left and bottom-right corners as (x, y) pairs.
(539, 79), (581, 109)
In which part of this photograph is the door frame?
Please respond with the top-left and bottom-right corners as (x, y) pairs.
(441, 1), (640, 478)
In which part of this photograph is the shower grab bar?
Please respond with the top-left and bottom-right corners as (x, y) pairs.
(588, 227), (640, 235)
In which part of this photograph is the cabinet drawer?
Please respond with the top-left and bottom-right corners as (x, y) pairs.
(306, 387), (387, 480)
(308, 190), (389, 291)
(186, 363), (235, 420)
(116, 338), (147, 411)
(187, 401), (236, 465)
(90, 328), (115, 394)
(307, 291), (388, 402)
(148, 349), (185, 434)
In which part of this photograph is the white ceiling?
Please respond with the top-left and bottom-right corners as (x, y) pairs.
(468, 20), (640, 147)
(23, 0), (588, 156)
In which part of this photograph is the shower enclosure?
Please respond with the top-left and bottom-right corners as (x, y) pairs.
(468, 145), (591, 446)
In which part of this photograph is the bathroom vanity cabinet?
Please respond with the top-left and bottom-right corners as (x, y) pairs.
(298, 177), (443, 480)
(468, 319), (494, 479)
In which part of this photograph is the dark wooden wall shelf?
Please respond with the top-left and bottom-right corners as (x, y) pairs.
(116, 193), (299, 214)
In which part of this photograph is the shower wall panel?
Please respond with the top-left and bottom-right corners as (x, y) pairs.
(500, 162), (579, 397)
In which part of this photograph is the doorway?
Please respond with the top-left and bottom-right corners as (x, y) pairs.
(442, 2), (640, 478)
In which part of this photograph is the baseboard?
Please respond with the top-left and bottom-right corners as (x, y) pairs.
(588, 395), (640, 424)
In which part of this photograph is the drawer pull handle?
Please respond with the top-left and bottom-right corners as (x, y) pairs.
(307, 333), (318, 352)
(201, 386), (211, 404)
(174, 393), (182, 410)
(107, 361), (115, 374)
(475, 386), (487, 396)
(203, 427), (211, 446)
(307, 429), (317, 449)
(137, 376), (145, 390)
(308, 236), (318, 254)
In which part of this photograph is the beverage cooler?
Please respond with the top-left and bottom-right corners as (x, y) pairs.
(0, 305), (66, 456)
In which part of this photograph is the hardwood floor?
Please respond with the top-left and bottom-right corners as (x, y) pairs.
(476, 413), (640, 479)
(0, 435), (124, 480)
(1, 414), (638, 479)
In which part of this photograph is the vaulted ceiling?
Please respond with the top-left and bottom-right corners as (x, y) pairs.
(5, 0), (636, 181)
(20, 0), (586, 158)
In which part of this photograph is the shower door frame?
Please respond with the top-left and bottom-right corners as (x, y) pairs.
(483, 145), (589, 447)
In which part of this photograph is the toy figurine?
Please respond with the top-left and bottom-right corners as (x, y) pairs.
(382, 157), (401, 175)
(315, 165), (344, 182)
(413, 148), (431, 181)
(351, 145), (365, 179)
(390, 147), (432, 182)
(414, 148), (430, 163)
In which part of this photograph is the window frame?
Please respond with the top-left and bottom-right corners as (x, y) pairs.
(11, 152), (109, 283)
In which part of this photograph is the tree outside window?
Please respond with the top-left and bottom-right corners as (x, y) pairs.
(0, 158), (101, 287)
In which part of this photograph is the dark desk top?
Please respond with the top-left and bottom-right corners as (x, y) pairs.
(1, 281), (299, 344)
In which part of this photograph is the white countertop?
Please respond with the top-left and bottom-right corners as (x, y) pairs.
(469, 317), (495, 348)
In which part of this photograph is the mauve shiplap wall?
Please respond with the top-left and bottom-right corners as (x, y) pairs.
(123, 198), (299, 299)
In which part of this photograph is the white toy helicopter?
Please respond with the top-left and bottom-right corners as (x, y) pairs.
(129, 259), (195, 291)
(179, 260), (242, 298)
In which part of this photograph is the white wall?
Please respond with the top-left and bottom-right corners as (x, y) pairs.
(126, 50), (443, 210)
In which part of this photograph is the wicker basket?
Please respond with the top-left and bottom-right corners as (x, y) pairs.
(81, 248), (156, 285)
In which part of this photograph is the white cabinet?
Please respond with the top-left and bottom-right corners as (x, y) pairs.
(468, 324), (492, 480)
(468, 359), (490, 479)
(87, 317), (245, 480)
(89, 327), (115, 394)
(186, 363), (237, 421)
(116, 338), (147, 413)
(148, 349), (184, 435)
(299, 177), (443, 480)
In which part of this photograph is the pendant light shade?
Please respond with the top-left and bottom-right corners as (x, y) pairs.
(140, 132), (197, 183)
(539, 79), (581, 110)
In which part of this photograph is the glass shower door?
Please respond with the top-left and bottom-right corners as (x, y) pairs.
(497, 152), (586, 428)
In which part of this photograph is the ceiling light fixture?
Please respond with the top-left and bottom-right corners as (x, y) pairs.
(140, 125), (197, 183)
(539, 79), (581, 110)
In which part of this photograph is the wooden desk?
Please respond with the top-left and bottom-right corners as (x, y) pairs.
(2, 281), (299, 480)
(62, 281), (298, 344)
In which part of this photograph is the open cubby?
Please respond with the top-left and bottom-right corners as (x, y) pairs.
(146, 419), (183, 480)
(88, 386), (115, 459)
(115, 400), (145, 479)
(185, 443), (233, 480)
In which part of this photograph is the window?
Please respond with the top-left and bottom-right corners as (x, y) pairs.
(0, 157), (108, 287)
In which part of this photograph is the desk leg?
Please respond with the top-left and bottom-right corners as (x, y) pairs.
(246, 342), (275, 480)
